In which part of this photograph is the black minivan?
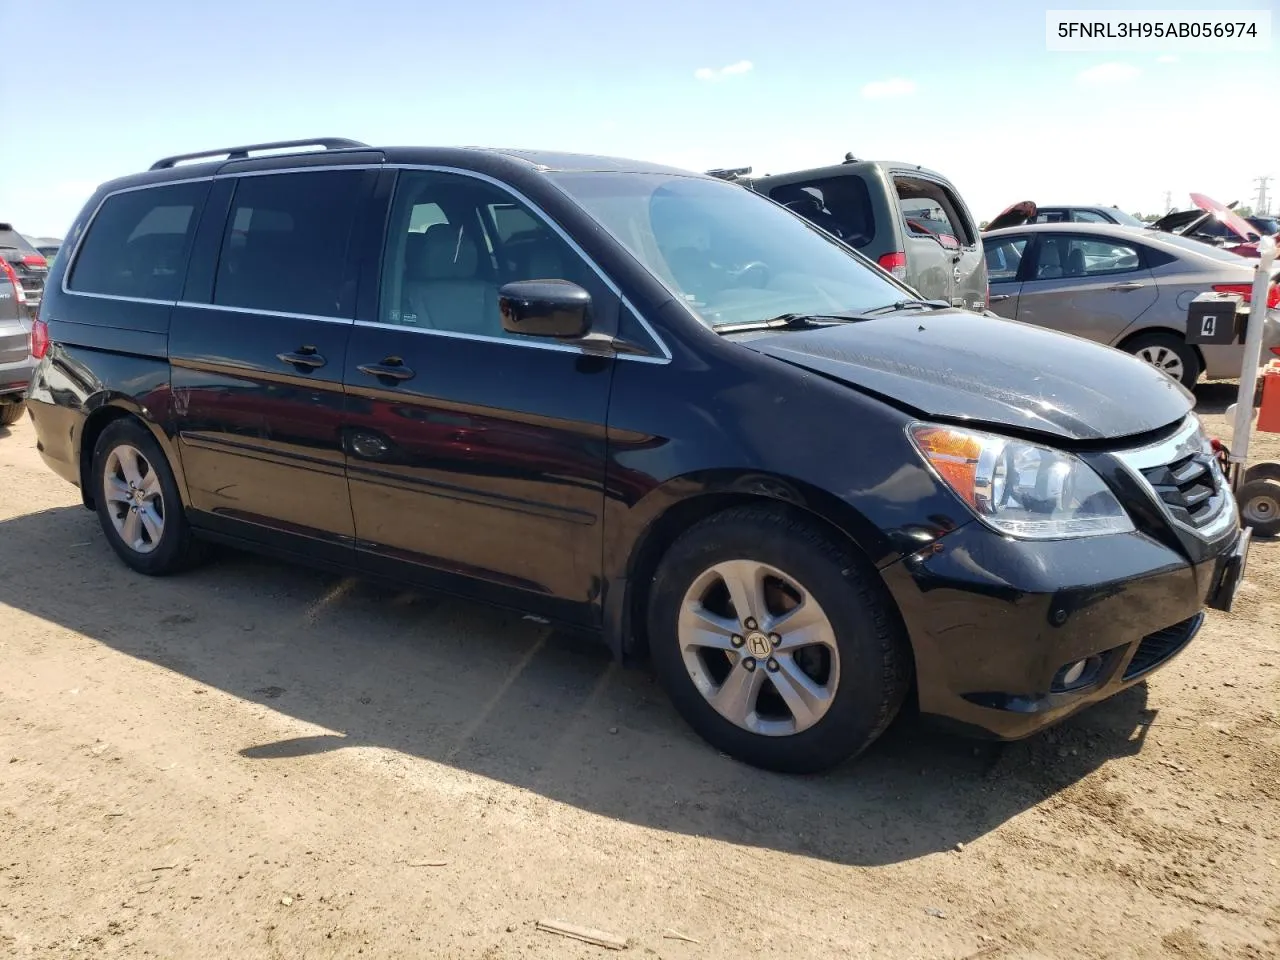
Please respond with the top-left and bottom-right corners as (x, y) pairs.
(26, 138), (1249, 773)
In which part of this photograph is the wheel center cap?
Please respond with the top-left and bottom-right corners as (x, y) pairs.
(745, 631), (772, 659)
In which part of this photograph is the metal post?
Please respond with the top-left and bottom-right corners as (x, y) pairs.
(1228, 235), (1278, 490)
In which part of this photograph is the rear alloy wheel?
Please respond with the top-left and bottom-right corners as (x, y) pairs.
(0, 402), (24, 426)
(1124, 332), (1201, 389)
(647, 505), (911, 774)
(92, 418), (205, 575)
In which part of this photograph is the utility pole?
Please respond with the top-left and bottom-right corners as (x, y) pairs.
(1254, 176), (1272, 216)
(1164, 190), (1172, 213)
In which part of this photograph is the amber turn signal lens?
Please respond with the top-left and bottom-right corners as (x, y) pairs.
(909, 425), (982, 509)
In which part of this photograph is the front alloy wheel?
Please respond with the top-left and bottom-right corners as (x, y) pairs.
(678, 560), (840, 737)
(648, 505), (911, 774)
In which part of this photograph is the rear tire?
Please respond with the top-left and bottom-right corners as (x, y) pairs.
(646, 505), (912, 774)
(0, 402), (24, 426)
(91, 418), (206, 575)
(1123, 332), (1201, 389)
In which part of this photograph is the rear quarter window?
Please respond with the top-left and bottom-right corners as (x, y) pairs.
(893, 175), (976, 245)
(68, 183), (209, 300)
(765, 176), (877, 249)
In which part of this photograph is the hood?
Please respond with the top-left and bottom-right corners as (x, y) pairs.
(985, 200), (1036, 232)
(1190, 193), (1260, 242)
(741, 312), (1193, 443)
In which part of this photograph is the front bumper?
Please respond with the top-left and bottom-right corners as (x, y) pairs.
(881, 520), (1243, 740)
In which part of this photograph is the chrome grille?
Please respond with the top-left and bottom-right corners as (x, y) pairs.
(1115, 416), (1235, 541)
(1139, 452), (1222, 529)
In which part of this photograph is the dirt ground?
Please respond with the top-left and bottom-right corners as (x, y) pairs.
(1, 383), (1278, 960)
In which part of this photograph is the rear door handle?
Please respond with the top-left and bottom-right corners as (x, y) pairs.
(988, 294), (1012, 303)
(277, 347), (326, 370)
(1107, 281), (1145, 291)
(358, 358), (416, 382)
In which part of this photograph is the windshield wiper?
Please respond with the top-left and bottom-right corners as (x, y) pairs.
(864, 298), (953, 315)
(714, 312), (870, 334)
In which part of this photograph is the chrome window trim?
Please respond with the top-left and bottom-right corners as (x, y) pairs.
(59, 291), (178, 307)
(174, 301), (354, 325)
(352, 319), (598, 355)
(60, 161), (674, 365)
(1113, 415), (1237, 541)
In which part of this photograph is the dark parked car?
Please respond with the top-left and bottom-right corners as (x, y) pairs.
(712, 156), (988, 311)
(0, 223), (49, 311)
(26, 138), (1248, 773)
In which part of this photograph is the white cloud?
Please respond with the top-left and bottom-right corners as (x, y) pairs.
(860, 78), (917, 100)
(694, 60), (754, 82)
(1076, 62), (1142, 87)
(1157, 54), (1179, 64)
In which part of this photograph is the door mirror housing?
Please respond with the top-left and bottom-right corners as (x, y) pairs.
(498, 280), (591, 338)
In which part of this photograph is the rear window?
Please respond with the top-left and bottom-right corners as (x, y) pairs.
(68, 183), (208, 300)
(893, 176), (975, 245)
(765, 176), (876, 249)
(213, 170), (366, 318)
(0, 227), (40, 256)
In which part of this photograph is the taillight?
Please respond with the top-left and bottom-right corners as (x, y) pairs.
(30, 318), (50, 360)
(0, 260), (24, 304)
(21, 253), (47, 269)
(878, 251), (908, 280)
(1213, 282), (1280, 310)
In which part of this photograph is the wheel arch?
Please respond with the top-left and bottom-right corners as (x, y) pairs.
(1115, 325), (1205, 374)
(605, 470), (906, 665)
(77, 398), (186, 510)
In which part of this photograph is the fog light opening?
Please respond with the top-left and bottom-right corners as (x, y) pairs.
(1052, 654), (1103, 692)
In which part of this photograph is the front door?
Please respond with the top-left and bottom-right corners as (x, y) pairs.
(169, 167), (375, 561)
(342, 169), (617, 624)
(1013, 232), (1158, 345)
(983, 234), (1030, 320)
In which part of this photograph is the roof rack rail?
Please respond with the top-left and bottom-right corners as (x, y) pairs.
(706, 166), (752, 181)
(149, 137), (370, 171)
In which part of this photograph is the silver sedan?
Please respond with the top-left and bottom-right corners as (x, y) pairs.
(982, 221), (1279, 388)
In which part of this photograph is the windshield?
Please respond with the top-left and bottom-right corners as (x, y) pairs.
(549, 172), (908, 328)
(1104, 207), (1147, 228)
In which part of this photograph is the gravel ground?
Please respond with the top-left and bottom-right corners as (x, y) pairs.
(1, 383), (1277, 959)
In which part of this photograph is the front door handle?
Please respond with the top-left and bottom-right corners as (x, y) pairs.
(358, 358), (416, 382)
(1107, 281), (1145, 291)
(988, 294), (1012, 303)
(278, 347), (325, 370)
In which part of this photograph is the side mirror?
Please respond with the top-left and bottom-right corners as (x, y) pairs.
(498, 280), (591, 338)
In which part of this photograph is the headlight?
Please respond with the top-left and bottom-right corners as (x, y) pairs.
(909, 423), (1134, 540)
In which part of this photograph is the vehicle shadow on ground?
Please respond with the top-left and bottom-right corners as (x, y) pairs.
(1194, 381), (1240, 416)
(1, 506), (1160, 868)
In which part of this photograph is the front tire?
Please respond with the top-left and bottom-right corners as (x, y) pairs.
(0, 402), (24, 426)
(92, 418), (205, 575)
(1123, 332), (1201, 389)
(646, 505), (912, 774)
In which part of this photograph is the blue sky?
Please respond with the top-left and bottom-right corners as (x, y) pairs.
(2, 0), (1276, 237)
